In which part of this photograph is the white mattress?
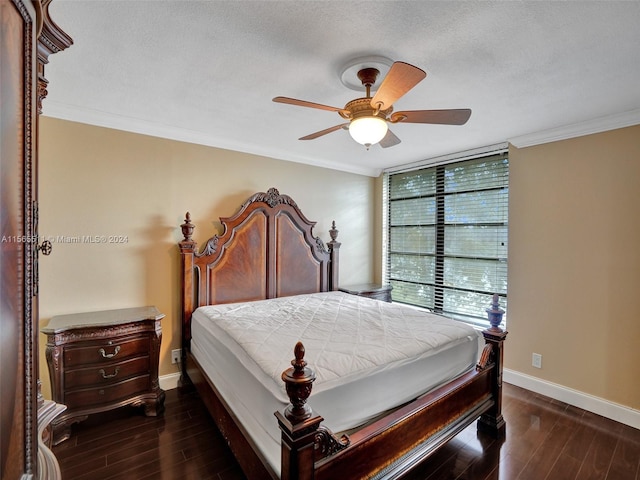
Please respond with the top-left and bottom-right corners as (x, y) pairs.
(191, 291), (482, 476)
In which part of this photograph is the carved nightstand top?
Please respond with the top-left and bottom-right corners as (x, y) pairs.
(42, 306), (164, 334)
(339, 283), (392, 295)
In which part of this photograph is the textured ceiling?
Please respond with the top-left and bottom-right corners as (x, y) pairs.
(44, 1), (640, 176)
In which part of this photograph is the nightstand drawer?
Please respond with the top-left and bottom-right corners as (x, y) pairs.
(64, 336), (150, 367)
(64, 355), (150, 390)
(64, 375), (151, 410)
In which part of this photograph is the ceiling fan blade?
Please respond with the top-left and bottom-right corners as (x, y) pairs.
(273, 96), (344, 113)
(299, 123), (348, 140)
(390, 109), (472, 125)
(370, 62), (426, 110)
(379, 129), (401, 148)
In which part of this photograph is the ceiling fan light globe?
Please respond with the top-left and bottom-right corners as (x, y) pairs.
(349, 116), (388, 146)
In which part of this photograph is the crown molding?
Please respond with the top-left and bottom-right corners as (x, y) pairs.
(509, 109), (640, 149)
(42, 101), (639, 176)
(41, 102), (381, 177)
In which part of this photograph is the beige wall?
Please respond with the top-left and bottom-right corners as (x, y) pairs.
(38, 117), (376, 398)
(507, 125), (640, 409)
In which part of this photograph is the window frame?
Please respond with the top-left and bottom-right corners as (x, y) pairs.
(383, 145), (508, 328)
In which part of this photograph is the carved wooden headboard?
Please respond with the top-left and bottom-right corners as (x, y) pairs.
(179, 188), (341, 346)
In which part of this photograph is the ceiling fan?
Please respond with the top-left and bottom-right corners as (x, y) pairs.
(273, 61), (471, 149)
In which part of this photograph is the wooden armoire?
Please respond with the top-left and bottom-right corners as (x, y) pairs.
(1, 0), (71, 478)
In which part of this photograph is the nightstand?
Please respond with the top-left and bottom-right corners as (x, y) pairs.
(42, 306), (166, 445)
(339, 283), (393, 302)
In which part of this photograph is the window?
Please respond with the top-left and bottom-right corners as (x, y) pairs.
(384, 150), (508, 328)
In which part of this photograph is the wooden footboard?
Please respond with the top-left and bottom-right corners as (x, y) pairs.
(277, 296), (507, 480)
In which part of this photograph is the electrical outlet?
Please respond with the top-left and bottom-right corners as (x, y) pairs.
(532, 353), (542, 369)
(171, 349), (181, 364)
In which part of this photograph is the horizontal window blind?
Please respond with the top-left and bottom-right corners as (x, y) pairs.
(384, 152), (508, 327)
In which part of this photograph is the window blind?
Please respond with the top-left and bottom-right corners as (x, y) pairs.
(384, 151), (508, 327)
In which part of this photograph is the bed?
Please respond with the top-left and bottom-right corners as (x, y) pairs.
(178, 187), (507, 480)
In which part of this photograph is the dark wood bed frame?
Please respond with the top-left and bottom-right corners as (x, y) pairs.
(179, 187), (507, 480)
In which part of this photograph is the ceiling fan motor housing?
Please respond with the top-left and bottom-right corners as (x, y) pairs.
(345, 98), (392, 121)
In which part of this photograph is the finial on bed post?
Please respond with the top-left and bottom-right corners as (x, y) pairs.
(276, 342), (323, 480)
(486, 293), (505, 333)
(329, 221), (338, 242)
(327, 221), (341, 291)
(181, 212), (195, 242)
(282, 342), (316, 422)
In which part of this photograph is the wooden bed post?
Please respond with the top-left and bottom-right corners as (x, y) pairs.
(178, 213), (197, 388)
(478, 294), (507, 437)
(276, 343), (323, 480)
(327, 221), (341, 291)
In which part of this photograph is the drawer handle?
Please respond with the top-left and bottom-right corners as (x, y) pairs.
(98, 346), (121, 358)
(99, 367), (120, 379)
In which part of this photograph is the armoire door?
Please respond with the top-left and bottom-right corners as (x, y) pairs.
(1, 1), (40, 478)
(1, 1), (71, 478)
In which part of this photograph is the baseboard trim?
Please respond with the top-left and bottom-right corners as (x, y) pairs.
(504, 369), (639, 430)
(159, 372), (181, 392)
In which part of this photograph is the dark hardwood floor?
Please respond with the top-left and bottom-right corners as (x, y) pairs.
(53, 383), (640, 480)
(52, 387), (244, 480)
